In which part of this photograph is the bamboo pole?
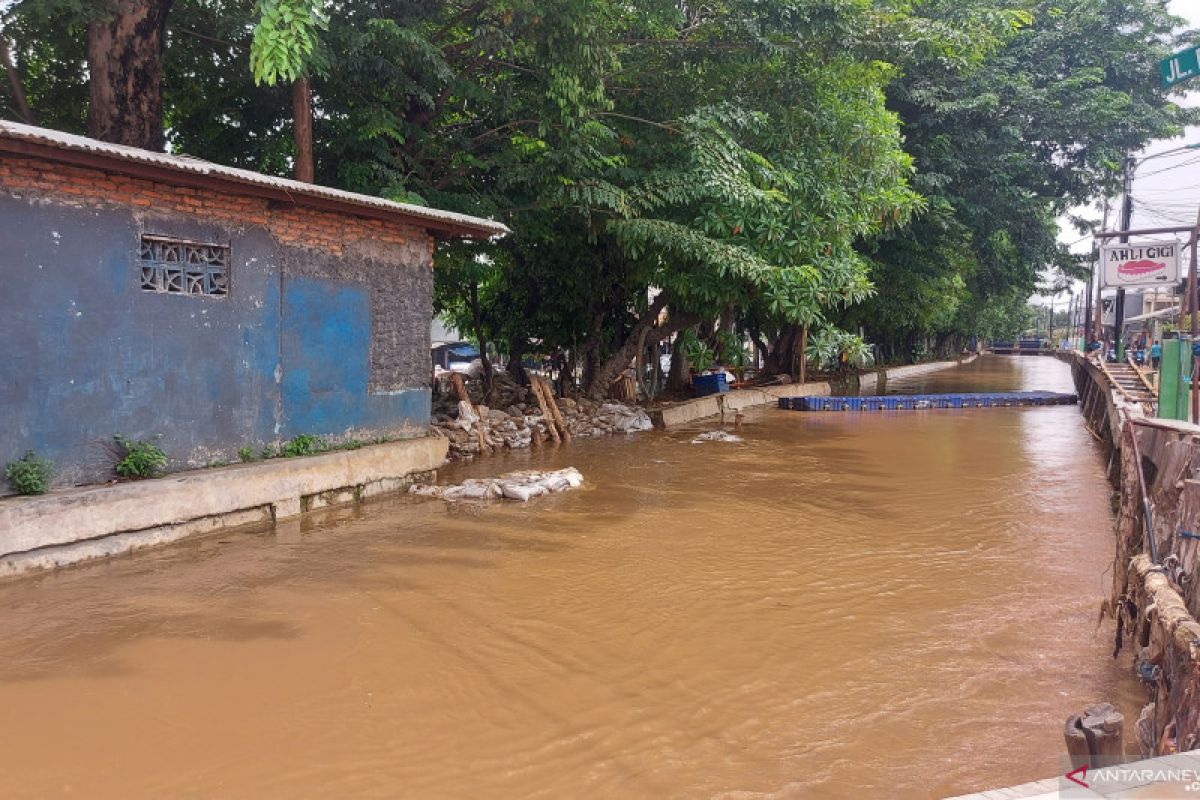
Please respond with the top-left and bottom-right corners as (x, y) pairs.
(527, 373), (561, 444)
(536, 375), (572, 443)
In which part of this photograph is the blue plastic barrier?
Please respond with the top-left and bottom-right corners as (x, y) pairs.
(777, 391), (1078, 412)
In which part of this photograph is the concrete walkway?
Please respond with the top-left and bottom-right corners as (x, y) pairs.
(947, 750), (1200, 799)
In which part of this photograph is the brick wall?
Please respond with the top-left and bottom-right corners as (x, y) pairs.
(0, 155), (432, 257)
(0, 152), (435, 394)
(0, 153), (436, 485)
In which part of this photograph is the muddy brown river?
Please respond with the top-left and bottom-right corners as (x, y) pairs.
(0, 355), (1140, 798)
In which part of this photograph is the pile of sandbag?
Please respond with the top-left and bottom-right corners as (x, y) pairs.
(692, 430), (743, 444)
(432, 393), (654, 460)
(410, 468), (584, 503)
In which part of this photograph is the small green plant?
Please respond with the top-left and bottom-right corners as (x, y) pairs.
(677, 329), (716, 373)
(112, 435), (168, 479)
(238, 446), (255, 463)
(4, 451), (53, 495)
(280, 433), (324, 458)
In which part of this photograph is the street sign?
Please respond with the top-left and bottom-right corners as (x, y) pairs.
(1101, 296), (1115, 326)
(1101, 240), (1181, 288)
(1162, 45), (1200, 88)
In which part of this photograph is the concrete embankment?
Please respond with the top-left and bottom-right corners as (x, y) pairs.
(650, 355), (978, 428)
(0, 436), (446, 578)
(0, 356), (976, 577)
(1068, 351), (1200, 756)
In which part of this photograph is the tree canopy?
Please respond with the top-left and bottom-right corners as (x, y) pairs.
(0, 0), (1191, 393)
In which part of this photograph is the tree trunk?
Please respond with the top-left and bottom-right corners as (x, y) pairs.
(466, 282), (493, 401)
(764, 325), (800, 378)
(799, 324), (809, 384)
(86, 0), (174, 149)
(506, 343), (528, 386)
(579, 308), (605, 391)
(1, 35), (36, 125)
(556, 350), (575, 396)
(667, 339), (691, 392)
(585, 293), (669, 399)
(587, 296), (700, 400)
(292, 76), (314, 182)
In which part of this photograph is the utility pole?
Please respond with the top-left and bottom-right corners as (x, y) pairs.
(1084, 239), (1094, 348)
(1067, 291), (1075, 347)
(1094, 198), (1110, 348)
(1191, 206), (1200, 423)
(1049, 296), (1055, 343)
(1115, 155), (1134, 360)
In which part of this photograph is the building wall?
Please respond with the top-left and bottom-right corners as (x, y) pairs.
(0, 155), (434, 487)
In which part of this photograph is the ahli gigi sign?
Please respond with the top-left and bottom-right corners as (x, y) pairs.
(1101, 240), (1181, 288)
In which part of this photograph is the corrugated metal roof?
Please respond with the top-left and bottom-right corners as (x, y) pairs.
(0, 121), (510, 238)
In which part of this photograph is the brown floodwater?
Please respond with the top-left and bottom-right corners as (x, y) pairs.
(0, 355), (1141, 799)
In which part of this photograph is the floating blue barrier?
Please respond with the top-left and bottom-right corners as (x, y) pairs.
(778, 391), (1078, 412)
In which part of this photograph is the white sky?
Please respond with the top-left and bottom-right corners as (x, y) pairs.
(1044, 0), (1200, 305)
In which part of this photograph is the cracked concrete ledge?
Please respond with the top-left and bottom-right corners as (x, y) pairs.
(650, 356), (976, 428)
(0, 435), (447, 578)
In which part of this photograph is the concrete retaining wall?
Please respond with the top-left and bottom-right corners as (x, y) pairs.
(650, 356), (973, 428)
(0, 435), (447, 577)
(879, 355), (977, 381)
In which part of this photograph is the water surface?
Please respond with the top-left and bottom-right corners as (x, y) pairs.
(0, 355), (1136, 798)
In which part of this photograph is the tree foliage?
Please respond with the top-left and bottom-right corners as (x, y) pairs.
(844, 0), (1193, 359)
(0, 0), (1190, 387)
(249, 0), (325, 86)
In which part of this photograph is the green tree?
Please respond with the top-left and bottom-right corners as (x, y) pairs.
(844, 0), (1192, 360)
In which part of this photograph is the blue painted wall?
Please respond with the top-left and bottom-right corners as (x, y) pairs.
(0, 193), (430, 487)
(280, 276), (426, 436)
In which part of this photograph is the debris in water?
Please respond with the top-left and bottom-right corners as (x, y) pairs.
(691, 430), (743, 444)
(410, 468), (584, 503)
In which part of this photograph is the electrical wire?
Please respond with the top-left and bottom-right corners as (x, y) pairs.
(1138, 153), (1200, 179)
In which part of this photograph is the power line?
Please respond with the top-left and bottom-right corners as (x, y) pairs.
(1131, 202), (1195, 226)
(1134, 181), (1200, 194)
(1138, 153), (1200, 178)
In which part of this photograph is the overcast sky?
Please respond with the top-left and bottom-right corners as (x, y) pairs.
(1048, 0), (1200, 304)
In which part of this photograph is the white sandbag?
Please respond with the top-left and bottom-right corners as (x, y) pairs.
(691, 430), (743, 444)
(414, 468), (582, 504)
(500, 482), (547, 501)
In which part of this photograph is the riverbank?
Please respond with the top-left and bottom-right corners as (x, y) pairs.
(1067, 350), (1200, 761)
(435, 354), (979, 457)
(0, 355), (981, 578)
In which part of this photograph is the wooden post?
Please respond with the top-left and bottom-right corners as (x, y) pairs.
(527, 374), (561, 444)
(450, 372), (490, 455)
(1064, 703), (1125, 769)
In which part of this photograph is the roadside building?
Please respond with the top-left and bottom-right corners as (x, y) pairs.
(0, 121), (506, 487)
